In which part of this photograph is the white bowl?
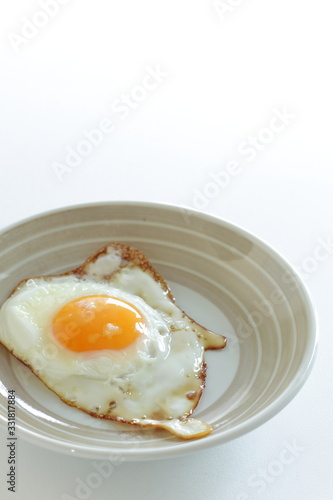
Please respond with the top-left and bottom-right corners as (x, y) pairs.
(0, 202), (317, 460)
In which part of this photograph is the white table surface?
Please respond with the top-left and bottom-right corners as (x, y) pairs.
(1, 1), (332, 499)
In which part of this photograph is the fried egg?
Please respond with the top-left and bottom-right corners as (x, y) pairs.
(0, 243), (226, 439)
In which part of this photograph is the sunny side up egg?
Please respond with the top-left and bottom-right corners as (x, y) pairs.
(0, 243), (226, 439)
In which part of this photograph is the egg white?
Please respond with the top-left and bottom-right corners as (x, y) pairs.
(0, 274), (207, 421)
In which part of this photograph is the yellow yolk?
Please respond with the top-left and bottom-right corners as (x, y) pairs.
(52, 295), (145, 352)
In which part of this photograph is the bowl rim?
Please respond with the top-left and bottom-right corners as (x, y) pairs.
(0, 201), (319, 459)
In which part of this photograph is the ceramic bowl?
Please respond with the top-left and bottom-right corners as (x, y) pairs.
(0, 202), (317, 460)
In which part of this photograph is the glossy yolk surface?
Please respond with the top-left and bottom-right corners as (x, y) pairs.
(52, 295), (145, 352)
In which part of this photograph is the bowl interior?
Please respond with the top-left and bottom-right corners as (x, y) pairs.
(0, 203), (317, 459)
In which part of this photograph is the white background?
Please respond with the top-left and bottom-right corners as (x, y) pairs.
(0, 1), (333, 499)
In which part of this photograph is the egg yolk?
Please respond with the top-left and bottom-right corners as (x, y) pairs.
(52, 295), (145, 352)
